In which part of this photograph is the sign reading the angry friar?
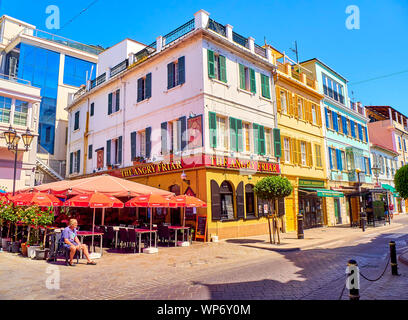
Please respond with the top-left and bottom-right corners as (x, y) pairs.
(208, 156), (280, 174)
(121, 161), (183, 178)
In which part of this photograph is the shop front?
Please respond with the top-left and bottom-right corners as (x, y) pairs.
(298, 179), (344, 229)
(106, 153), (281, 241)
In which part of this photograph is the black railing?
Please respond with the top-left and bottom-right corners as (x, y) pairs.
(134, 45), (156, 63)
(147, 41), (157, 49)
(255, 43), (266, 58)
(110, 59), (129, 78)
(207, 18), (226, 37)
(163, 18), (195, 46)
(90, 73), (106, 89)
(232, 31), (248, 48)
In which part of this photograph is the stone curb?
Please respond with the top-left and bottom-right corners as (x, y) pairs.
(398, 250), (408, 266)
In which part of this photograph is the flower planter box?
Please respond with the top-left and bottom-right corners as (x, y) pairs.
(21, 243), (28, 257)
(34, 248), (49, 260)
(27, 246), (41, 259)
(2, 238), (11, 250)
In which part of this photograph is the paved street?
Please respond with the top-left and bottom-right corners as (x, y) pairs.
(1, 215), (408, 300)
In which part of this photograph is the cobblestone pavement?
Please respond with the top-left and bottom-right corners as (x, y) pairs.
(1, 216), (407, 300)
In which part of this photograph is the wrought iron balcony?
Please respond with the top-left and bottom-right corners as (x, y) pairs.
(110, 59), (129, 78)
(162, 18), (195, 46)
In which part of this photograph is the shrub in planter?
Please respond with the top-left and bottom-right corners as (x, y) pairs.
(21, 242), (28, 257)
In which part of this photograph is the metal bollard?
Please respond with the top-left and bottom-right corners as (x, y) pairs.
(347, 259), (360, 300)
(360, 212), (366, 232)
(297, 212), (304, 239)
(389, 241), (398, 276)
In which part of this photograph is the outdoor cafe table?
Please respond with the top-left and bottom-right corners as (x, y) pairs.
(77, 231), (104, 259)
(112, 226), (157, 253)
(167, 226), (191, 247)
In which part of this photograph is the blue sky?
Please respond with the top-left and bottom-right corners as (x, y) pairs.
(2, 0), (408, 114)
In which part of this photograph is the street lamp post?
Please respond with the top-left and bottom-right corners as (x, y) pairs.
(3, 126), (34, 195)
(355, 168), (366, 232)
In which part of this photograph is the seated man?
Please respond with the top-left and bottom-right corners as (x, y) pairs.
(62, 219), (96, 266)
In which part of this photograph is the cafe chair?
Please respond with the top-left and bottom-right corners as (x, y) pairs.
(105, 226), (115, 248)
(127, 228), (138, 253)
(158, 225), (172, 247)
(118, 228), (129, 250)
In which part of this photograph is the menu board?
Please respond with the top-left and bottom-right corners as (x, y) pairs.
(195, 215), (207, 241)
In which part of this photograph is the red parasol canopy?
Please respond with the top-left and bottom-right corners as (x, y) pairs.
(125, 194), (177, 208)
(65, 192), (123, 208)
(171, 195), (207, 208)
(11, 192), (63, 207)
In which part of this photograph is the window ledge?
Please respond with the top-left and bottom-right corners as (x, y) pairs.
(210, 78), (230, 88)
(237, 87), (255, 96)
(73, 129), (80, 133)
(259, 96), (272, 103)
(283, 162), (295, 167)
(164, 83), (184, 94)
(244, 216), (258, 221)
(135, 97), (151, 106)
(108, 109), (122, 116)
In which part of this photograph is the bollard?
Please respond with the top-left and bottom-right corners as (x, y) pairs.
(360, 212), (366, 232)
(347, 259), (360, 300)
(389, 241), (398, 276)
(297, 212), (304, 239)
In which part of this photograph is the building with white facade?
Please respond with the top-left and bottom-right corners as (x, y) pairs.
(0, 15), (101, 186)
(67, 10), (283, 239)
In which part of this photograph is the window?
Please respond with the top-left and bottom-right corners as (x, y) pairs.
(245, 184), (255, 217)
(88, 144), (93, 159)
(404, 139), (407, 152)
(90, 103), (94, 116)
(365, 157), (371, 175)
(280, 90), (287, 114)
(74, 111), (79, 130)
(311, 104), (317, 124)
(220, 181), (234, 220)
(261, 74), (271, 99)
(341, 151), (346, 171)
(239, 64), (256, 93)
(300, 142), (307, 165)
(297, 98), (304, 120)
(216, 116), (228, 150)
(243, 123), (251, 152)
(0, 96), (12, 123)
(398, 136), (402, 150)
(284, 138), (291, 163)
(167, 56), (185, 89)
(208, 50), (226, 82)
(70, 150), (81, 174)
(229, 118), (243, 152)
(314, 144), (322, 167)
(108, 89), (120, 115)
(63, 55), (95, 87)
(137, 73), (152, 102)
(139, 131), (146, 157)
(322, 73), (345, 104)
(45, 126), (51, 143)
(14, 100), (29, 126)
(329, 148), (337, 169)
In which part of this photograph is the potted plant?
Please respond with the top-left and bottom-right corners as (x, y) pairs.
(0, 201), (14, 250)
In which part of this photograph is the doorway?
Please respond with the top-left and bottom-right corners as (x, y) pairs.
(334, 198), (342, 224)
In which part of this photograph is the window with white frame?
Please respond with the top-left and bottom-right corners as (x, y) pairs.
(311, 104), (317, 124)
(264, 128), (273, 156)
(300, 141), (307, 165)
(341, 151), (346, 171)
(13, 100), (29, 126)
(139, 131), (146, 157)
(280, 90), (287, 114)
(0, 96), (12, 123)
(216, 116), (228, 150)
(243, 122), (251, 152)
(284, 138), (290, 163)
(297, 98), (303, 119)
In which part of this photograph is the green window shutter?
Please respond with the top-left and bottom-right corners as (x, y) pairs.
(239, 64), (245, 89)
(88, 144), (92, 159)
(250, 68), (256, 93)
(219, 55), (227, 83)
(237, 119), (243, 152)
(106, 140), (111, 166)
(208, 50), (215, 78)
(273, 128), (281, 158)
(108, 93), (112, 115)
(115, 89), (120, 111)
(167, 62), (174, 89)
(76, 150), (80, 173)
(178, 56), (185, 85)
(118, 136), (122, 164)
(69, 152), (73, 174)
(253, 123), (259, 155)
(131, 131), (136, 160)
(261, 74), (270, 98)
(230, 118), (237, 152)
(259, 125), (265, 155)
(161, 122), (167, 154)
(145, 73), (152, 99)
(146, 127), (151, 158)
(209, 112), (217, 148)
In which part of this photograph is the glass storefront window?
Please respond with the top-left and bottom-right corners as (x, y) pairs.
(0, 96), (12, 123)
(63, 55), (95, 87)
(14, 100), (29, 126)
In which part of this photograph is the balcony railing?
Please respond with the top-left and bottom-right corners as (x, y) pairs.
(22, 28), (103, 55)
(207, 18), (226, 37)
(90, 73), (106, 89)
(232, 31), (249, 48)
(73, 85), (86, 100)
(110, 59), (129, 78)
(163, 18), (195, 46)
(134, 45), (156, 63)
(254, 43), (266, 58)
(0, 73), (31, 86)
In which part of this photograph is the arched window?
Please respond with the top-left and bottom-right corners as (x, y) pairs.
(245, 184), (255, 218)
(220, 181), (234, 220)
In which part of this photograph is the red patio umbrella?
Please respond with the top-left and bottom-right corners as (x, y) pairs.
(125, 194), (177, 249)
(65, 192), (124, 252)
(11, 192), (63, 207)
(171, 195), (207, 227)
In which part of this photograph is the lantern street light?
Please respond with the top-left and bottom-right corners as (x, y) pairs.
(3, 126), (35, 195)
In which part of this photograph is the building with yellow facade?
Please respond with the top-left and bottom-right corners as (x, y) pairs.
(273, 53), (338, 232)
